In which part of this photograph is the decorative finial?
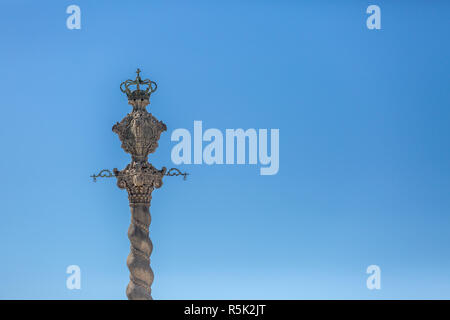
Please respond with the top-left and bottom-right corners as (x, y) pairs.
(120, 69), (157, 101)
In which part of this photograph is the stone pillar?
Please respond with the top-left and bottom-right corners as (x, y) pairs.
(127, 202), (153, 300)
(112, 69), (167, 300)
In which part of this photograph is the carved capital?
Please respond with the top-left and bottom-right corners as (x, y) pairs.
(114, 162), (166, 205)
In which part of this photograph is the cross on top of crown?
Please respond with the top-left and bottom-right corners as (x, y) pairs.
(120, 68), (158, 100)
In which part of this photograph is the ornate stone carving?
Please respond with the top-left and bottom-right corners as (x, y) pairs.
(113, 69), (166, 300)
(112, 111), (166, 162)
(114, 162), (166, 204)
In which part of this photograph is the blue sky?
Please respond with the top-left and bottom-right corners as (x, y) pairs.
(0, 0), (449, 299)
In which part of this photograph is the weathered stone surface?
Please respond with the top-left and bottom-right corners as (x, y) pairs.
(113, 70), (166, 300)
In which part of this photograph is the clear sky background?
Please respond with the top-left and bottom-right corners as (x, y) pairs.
(0, 0), (449, 299)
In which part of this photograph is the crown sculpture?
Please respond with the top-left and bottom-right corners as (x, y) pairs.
(112, 69), (167, 300)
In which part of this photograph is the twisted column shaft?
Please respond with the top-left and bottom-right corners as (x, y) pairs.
(126, 202), (154, 300)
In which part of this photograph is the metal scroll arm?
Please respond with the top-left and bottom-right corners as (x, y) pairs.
(165, 168), (189, 180)
(91, 169), (114, 182)
(91, 168), (189, 182)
